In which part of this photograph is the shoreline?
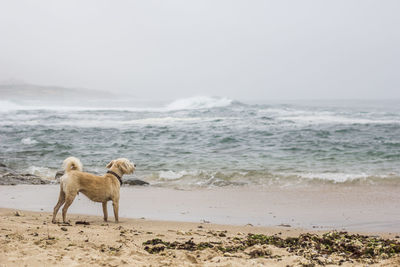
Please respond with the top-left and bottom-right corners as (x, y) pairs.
(1, 208), (400, 266)
(1, 184), (400, 233)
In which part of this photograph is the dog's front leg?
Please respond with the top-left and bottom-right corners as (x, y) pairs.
(102, 201), (108, 222)
(112, 198), (119, 223)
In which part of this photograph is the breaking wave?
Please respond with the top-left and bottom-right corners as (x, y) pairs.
(141, 170), (400, 188)
(0, 97), (236, 112)
(165, 96), (234, 111)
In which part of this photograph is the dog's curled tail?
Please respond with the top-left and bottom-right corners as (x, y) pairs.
(62, 157), (83, 172)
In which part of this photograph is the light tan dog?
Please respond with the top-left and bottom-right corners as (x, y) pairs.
(52, 157), (135, 224)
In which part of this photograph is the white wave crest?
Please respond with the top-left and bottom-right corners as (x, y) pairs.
(259, 107), (400, 125)
(122, 117), (202, 125)
(166, 96), (233, 111)
(0, 97), (234, 112)
(279, 115), (400, 125)
(21, 137), (38, 145)
(293, 172), (370, 183)
(26, 166), (55, 179)
(156, 170), (200, 181)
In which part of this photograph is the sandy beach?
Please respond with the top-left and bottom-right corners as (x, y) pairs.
(1, 208), (400, 266)
(1, 184), (400, 266)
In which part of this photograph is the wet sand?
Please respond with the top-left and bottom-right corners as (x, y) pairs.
(0, 184), (400, 232)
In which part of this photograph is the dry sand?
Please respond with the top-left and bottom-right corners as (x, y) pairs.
(1, 208), (400, 266)
(2, 184), (400, 266)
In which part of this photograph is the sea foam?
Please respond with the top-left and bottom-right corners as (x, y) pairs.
(21, 137), (38, 145)
(279, 115), (400, 125)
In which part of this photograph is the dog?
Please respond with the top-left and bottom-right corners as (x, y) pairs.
(52, 157), (135, 224)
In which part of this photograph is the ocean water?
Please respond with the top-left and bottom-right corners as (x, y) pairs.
(1, 97), (400, 188)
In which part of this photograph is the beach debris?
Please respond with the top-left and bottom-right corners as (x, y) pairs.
(244, 245), (272, 258)
(123, 178), (150, 186)
(143, 238), (214, 254)
(5, 232), (24, 241)
(99, 244), (122, 254)
(0, 165), (50, 185)
(55, 170), (65, 179)
(14, 210), (23, 217)
(143, 231), (400, 264)
(75, 221), (90, 225)
(201, 219), (210, 224)
(33, 235), (56, 247)
(60, 227), (68, 231)
(218, 232), (226, 237)
(278, 223), (291, 227)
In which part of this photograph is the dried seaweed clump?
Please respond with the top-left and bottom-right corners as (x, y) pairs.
(143, 231), (400, 264)
(143, 238), (213, 254)
(245, 231), (400, 264)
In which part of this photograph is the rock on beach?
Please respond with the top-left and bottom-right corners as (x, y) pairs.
(0, 164), (50, 185)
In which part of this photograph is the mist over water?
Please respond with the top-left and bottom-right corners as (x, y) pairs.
(1, 97), (400, 188)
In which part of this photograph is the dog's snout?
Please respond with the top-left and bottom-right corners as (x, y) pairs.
(134, 164), (137, 167)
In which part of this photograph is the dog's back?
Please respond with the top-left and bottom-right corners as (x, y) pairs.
(61, 165), (115, 203)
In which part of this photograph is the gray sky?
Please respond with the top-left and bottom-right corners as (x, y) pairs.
(0, 0), (399, 101)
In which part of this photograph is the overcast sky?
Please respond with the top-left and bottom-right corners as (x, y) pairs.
(0, 1), (399, 101)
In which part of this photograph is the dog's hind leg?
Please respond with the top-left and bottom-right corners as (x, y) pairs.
(62, 192), (77, 223)
(102, 201), (108, 222)
(52, 185), (66, 223)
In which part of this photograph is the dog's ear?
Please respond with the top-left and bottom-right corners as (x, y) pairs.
(106, 160), (115, 169)
(118, 161), (134, 174)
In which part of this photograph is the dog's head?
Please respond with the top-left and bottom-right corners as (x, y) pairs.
(106, 158), (136, 175)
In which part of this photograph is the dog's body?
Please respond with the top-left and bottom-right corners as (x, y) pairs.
(52, 157), (135, 223)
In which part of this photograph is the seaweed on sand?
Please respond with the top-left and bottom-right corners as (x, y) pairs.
(143, 231), (400, 264)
